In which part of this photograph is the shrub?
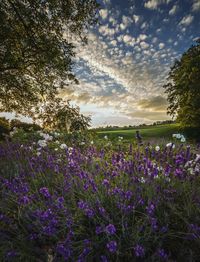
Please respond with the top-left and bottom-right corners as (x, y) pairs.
(10, 119), (41, 132)
(0, 117), (10, 140)
(0, 137), (200, 261)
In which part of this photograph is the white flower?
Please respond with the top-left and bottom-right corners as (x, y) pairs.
(55, 140), (60, 144)
(176, 134), (182, 139)
(54, 148), (58, 151)
(91, 141), (94, 145)
(60, 143), (67, 149)
(155, 146), (160, 151)
(140, 177), (146, 183)
(104, 135), (108, 140)
(36, 152), (41, 156)
(38, 140), (47, 147)
(166, 143), (175, 149)
(195, 154), (200, 162)
(180, 136), (186, 143)
(80, 141), (85, 145)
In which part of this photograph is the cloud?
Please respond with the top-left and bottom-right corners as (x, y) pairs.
(99, 9), (108, 20)
(123, 34), (134, 45)
(192, 0), (200, 11)
(179, 14), (194, 26)
(133, 15), (140, 24)
(159, 43), (165, 49)
(127, 110), (169, 121)
(144, 0), (172, 10)
(137, 96), (168, 111)
(169, 4), (178, 15)
(140, 41), (149, 49)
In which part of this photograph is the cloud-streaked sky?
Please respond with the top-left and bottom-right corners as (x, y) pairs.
(60, 0), (200, 127)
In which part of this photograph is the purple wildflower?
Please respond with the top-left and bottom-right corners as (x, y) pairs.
(157, 248), (168, 260)
(39, 187), (51, 198)
(100, 255), (108, 262)
(56, 243), (71, 260)
(134, 244), (145, 258)
(105, 224), (116, 235)
(96, 226), (104, 235)
(106, 241), (117, 253)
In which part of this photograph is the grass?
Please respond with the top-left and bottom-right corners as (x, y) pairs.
(96, 124), (180, 141)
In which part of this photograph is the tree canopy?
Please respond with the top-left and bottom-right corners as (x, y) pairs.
(35, 97), (91, 131)
(164, 40), (200, 127)
(0, 0), (99, 116)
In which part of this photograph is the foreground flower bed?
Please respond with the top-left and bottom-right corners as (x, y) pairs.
(0, 139), (200, 261)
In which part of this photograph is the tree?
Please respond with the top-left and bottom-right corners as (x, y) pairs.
(164, 40), (200, 127)
(0, 0), (99, 116)
(35, 97), (91, 132)
(0, 117), (10, 139)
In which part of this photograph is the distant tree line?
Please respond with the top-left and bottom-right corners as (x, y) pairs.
(93, 120), (175, 132)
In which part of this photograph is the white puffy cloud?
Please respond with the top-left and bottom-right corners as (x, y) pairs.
(179, 14), (194, 26)
(140, 41), (149, 49)
(99, 9), (108, 20)
(144, 0), (172, 10)
(192, 0), (200, 11)
(133, 15), (140, 24)
(138, 34), (148, 41)
(99, 25), (116, 36)
(110, 40), (117, 46)
(123, 35), (133, 43)
(169, 4), (178, 15)
(159, 43), (165, 49)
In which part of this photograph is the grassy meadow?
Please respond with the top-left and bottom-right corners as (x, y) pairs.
(96, 123), (180, 141)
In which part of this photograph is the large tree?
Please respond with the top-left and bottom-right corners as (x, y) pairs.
(35, 97), (91, 131)
(164, 40), (200, 127)
(0, 0), (99, 116)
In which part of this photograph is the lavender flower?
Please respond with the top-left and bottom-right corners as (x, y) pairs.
(134, 244), (145, 258)
(106, 241), (117, 253)
(39, 187), (51, 198)
(105, 224), (116, 235)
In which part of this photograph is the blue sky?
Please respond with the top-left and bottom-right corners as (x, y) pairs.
(1, 0), (199, 127)
(60, 0), (200, 127)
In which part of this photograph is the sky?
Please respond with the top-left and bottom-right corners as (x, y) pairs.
(1, 0), (199, 127)
(60, 0), (200, 127)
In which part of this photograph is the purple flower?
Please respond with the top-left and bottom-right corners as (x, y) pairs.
(100, 255), (108, 262)
(134, 244), (145, 258)
(124, 190), (133, 200)
(56, 243), (71, 260)
(78, 200), (88, 209)
(39, 187), (51, 198)
(146, 202), (155, 216)
(102, 179), (109, 187)
(18, 195), (30, 205)
(98, 206), (106, 216)
(96, 226), (104, 235)
(106, 241), (117, 253)
(105, 224), (116, 235)
(6, 250), (17, 260)
(157, 248), (168, 260)
(85, 208), (94, 218)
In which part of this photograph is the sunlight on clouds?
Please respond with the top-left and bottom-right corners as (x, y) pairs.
(179, 15), (194, 27)
(59, 0), (198, 126)
(192, 0), (200, 12)
(144, 0), (172, 10)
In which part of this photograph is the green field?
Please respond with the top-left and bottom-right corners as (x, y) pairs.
(97, 124), (180, 141)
